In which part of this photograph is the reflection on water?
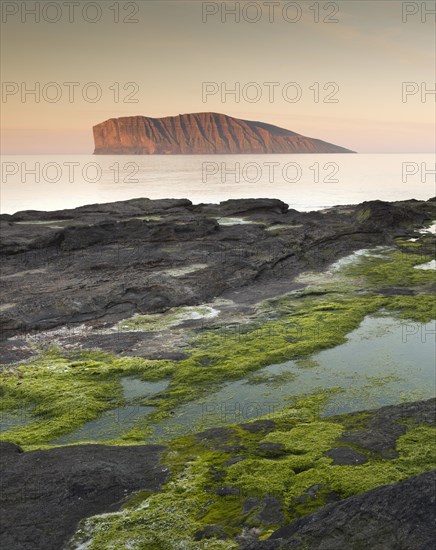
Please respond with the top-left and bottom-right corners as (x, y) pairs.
(145, 316), (436, 442)
(0, 407), (34, 433)
(51, 377), (169, 444)
(120, 377), (168, 401)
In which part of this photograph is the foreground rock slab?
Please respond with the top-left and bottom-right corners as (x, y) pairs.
(0, 442), (168, 550)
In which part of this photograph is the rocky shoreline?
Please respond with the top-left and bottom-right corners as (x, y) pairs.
(1, 197), (435, 549)
(1, 196), (434, 361)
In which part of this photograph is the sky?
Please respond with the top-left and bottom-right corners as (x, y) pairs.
(1, 0), (435, 154)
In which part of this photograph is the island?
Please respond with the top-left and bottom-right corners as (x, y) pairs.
(93, 112), (354, 155)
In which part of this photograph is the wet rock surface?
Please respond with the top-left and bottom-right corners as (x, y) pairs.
(240, 469), (436, 549)
(337, 398), (436, 458)
(326, 446), (368, 465)
(0, 442), (169, 550)
(1, 196), (433, 361)
(196, 426), (243, 453)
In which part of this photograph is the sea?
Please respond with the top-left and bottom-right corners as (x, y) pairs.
(1, 153), (434, 214)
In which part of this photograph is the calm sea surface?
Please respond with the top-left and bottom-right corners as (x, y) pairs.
(1, 153), (434, 214)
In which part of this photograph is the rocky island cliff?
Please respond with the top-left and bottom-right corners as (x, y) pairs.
(93, 112), (354, 154)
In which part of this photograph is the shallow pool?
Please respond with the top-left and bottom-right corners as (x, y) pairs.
(51, 377), (169, 444)
(145, 315), (435, 442)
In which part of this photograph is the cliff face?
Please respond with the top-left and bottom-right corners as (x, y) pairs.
(93, 112), (354, 154)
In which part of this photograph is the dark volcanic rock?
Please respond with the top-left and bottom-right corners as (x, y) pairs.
(240, 420), (276, 433)
(5, 197), (192, 223)
(194, 524), (229, 541)
(326, 446), (368, 465)
(256, 442), (287, 458)
(93, 112), (354, 155)
(196, 426), (242, 453)
(198, 198), (289, 217)
(355, 199), (428, 228)
(240, 470), (436, 550)
(215, 485), (241, 496)
(258, 497), (285, 525)
(241, 496), (285, 526)
(0, 197), (434, 353)
(337, 399), (436, 458)
(0, 442), (169, 550)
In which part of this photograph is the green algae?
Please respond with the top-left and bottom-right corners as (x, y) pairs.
(67, 453), (239, 550)
(260, 422), (344, 454)
(118, 305), (217, 332)
(0, 350), (174, 446)
(343, 250), (434, 288)
(294, 357), (319, 369)
(383, 294), (436, 322)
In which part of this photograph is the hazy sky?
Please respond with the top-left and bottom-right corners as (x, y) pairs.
(1, 0), (435, 153)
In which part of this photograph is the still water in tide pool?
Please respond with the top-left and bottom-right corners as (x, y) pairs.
(145, 315), (435, 442)
(1, 316), (434, 444)
(51, 378), (169, 444)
